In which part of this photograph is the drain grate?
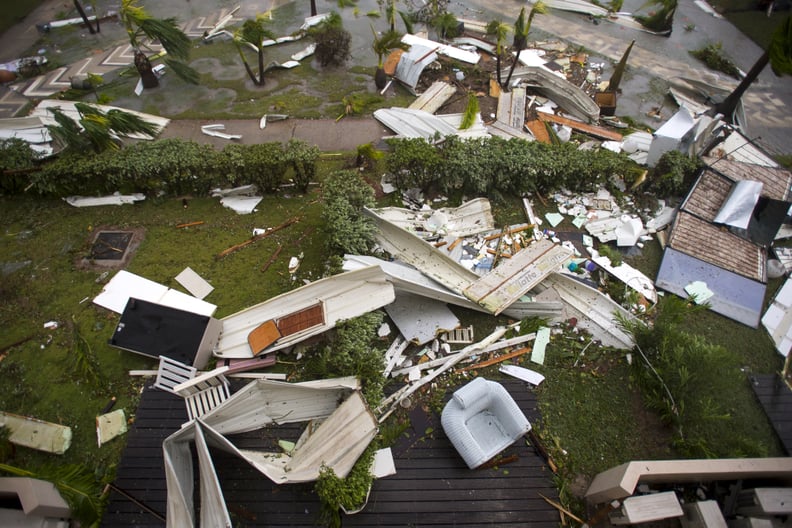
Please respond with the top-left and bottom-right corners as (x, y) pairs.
(91, 231), (133, 261)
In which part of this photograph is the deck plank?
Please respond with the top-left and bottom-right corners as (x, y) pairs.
(751, 374), (792, 455)
(102, 378), (559, 527)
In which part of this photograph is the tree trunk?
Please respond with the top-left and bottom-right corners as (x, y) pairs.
(310, 0), (317, 17)
(134, 50), (159, 89)
(714, 50), (768, 123)
(503, 48), (523, 92)
(375, 67), (387, 89)
(496, 53), (502, 88)
(73, 0), (96, 34)
(256, 47), (265, 86)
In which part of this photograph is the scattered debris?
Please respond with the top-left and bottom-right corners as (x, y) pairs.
(386, 292), (460, 345)
(216, 217), (299, 258)
(64, 193), (146, 207)
(531, 327), (551, 365)
(94, 270), (217, 317)
(0, 411), (72, 454)
(761, 277), (792, 357)
(401, 33), (480, 65)
(175, 267), (214, 300)
(96, 409), (127, 447)
(201, 124), (242, 140)
(499, 364), (545, 386)
(215, 266), (395, 358)
(684, 281), (714, 304)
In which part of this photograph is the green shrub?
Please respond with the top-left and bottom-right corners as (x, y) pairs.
(690, 42), (741, 78)
(650, 150), (702, 198)
(321, 169), (377, 255)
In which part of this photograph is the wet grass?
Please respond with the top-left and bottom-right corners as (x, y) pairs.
(0, 185), (327, 479)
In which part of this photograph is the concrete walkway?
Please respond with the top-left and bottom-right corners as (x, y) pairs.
(160, 117), (389, 151)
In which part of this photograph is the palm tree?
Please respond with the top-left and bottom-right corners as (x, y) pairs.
(372, 27), (410, 89)
(47, 102), (159, 154)
(235, 16), (277, 86)
(120, 0), (198, 89)
(486, 20), (511, 88)
(310, 0), (318, 17)
(503, 2), (547, 91)
(715, 15), (792, 123)
(432, 11), (460, 41)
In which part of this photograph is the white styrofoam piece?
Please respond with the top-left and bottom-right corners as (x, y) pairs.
(175, 267), (214, 300)
(499, 364), (545, 386)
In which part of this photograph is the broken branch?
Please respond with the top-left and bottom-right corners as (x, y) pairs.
(216, 216), (299, 259)
(528, 430), (558, 474)
(176, 221), (204, 229)
(260, 244), (283, 273)
(539, 493), (584, 524)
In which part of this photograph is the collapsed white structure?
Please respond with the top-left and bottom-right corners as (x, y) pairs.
(163, 377), (377, 527)
(214, 266), (395, 359)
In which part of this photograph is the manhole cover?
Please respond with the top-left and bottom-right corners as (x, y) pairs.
(91, 231), (133, 261)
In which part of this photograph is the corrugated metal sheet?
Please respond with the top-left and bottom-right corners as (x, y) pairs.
(506, 66), (600, 123)
(215, 266), (394, 358)
(374, 108), (490, 139)
(394, 44), (438, 93)
(533, 272), (637, 349)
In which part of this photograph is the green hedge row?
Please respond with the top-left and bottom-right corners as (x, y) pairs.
(385, 135), (642, 197)
(1, 138), (319, 197)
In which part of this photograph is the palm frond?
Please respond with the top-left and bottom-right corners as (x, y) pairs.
(0, 463), (103, 526)
(164, 57), (200, 85)
(459, 93), (480, 130)
(398, 10), (414, 34)
(139, 17), (191, 60)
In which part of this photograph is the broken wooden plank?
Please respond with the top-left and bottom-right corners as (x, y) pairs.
(525, 119), (552, 143)
(460, 346), (531, 371)
(260, 243), (283, 272)
(529, 431), (558, 473)
(409, 81), (457, 114)
(383, 335), (409, 377)
(217, 217), (299, 259)
(537, 112), (623, 141)
(497, 87), (527, 130)
(540, 493), (582, 522)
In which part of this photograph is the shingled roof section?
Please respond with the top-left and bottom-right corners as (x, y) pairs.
(681, 169), (733, 222)
(703, 157), (792, 201)
(668, 211), (766, 282)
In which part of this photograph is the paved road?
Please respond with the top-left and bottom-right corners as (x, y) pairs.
(1, 0), (790, 155)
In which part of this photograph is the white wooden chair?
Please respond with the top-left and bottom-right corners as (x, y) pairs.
(153, 356), (197, 394)
(173, 366), (232, 423)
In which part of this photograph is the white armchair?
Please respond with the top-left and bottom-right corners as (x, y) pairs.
(441, 377), (531, 469)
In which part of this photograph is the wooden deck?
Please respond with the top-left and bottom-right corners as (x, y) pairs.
(101, 378), (560, 527)
(752, 373), (792, 455)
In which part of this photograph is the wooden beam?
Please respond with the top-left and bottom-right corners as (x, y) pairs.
(176, 221), (204, 229)
(460, 346), (530, 371)
(537, 112), (623, 141)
